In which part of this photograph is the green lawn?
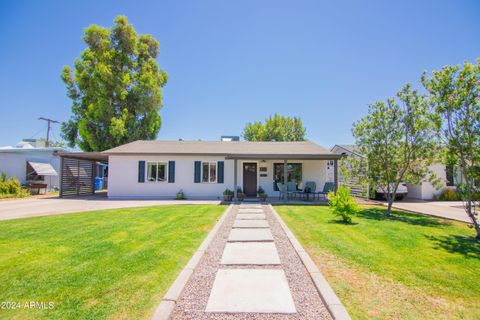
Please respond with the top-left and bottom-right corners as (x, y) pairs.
(0, 205), (225, 320)
(276, 205), (480, 320)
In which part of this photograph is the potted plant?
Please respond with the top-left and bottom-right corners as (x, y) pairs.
(236, 187), (245, 201)
(223, 188), (233, 202)
(176, 190), (185, 200)
(258, 186), (268, 202)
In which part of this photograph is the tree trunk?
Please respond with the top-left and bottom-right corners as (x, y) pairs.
(466, 199), (480, 241)
(386, 199), (393, 216)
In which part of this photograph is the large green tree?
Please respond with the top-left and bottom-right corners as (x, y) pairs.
(421, 59), (480, 240)
(242, 114), (306, 141)
(61, 16), (168, 151)
(353, 84), (440, 215)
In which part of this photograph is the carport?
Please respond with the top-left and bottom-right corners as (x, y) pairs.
(57, 152), (108, 197)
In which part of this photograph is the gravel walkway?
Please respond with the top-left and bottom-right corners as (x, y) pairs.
(170, 204), (332, 319)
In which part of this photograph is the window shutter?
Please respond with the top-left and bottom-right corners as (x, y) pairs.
(217, 161), (224, 183)
(168, 161), (175, 183)
(138, 161), (145, 183)
(194, 161), (201, 183)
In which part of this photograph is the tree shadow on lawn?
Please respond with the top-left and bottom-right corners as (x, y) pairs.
(327, 219), (359, 226)
(425, 234), (480, 260)
(356, 207), (450, 227)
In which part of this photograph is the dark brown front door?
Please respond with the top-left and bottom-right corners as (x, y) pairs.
(243, 163), (257, 197)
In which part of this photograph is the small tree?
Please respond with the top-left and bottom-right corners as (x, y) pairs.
(421, 59), (480, 240)
(328, 186), (358, 223)
(353, 84), (440, 216)
(61, 16), (168, 151)
(242, 114), (306, 141)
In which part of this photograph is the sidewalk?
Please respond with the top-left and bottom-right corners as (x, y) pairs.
(166, 204), (342, 319)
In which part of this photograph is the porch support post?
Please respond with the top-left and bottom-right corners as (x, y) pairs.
(283, 159), (288, 201)
(59, 156), (64, 198)
(233, 159), (238, 201)
(334, 159), (338, 195)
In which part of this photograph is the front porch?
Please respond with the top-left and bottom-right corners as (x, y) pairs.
(226, 154), (342, 203)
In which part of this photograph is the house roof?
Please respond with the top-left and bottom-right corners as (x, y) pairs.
(331, 144), (364, 158)
(104, 140), (343, 160)
(0, 147), (65, 153)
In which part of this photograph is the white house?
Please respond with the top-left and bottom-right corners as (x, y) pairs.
(0, 139), (64, 192)
(330, 144), (457, 200)
(59, 140), (343, 199)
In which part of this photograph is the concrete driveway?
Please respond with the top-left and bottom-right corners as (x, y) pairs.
(384, 199), (471, 223)
(0, 194), (221, 221)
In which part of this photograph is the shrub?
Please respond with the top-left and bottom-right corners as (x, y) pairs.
(223, 188), (233, 202)
(0, 172), (30, 198)
(236, 187), (245, 200)
(328, 186), (358, 223)
(438, 188), (461, 201)
(257, 186), (264, 194)
(176, 190), (185, 200)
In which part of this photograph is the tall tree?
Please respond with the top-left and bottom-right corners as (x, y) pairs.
(352, 84), (440, 215)
(421, 59), (480, 240)
(242, 114), (306, 141)
(61, 16), (168, 151)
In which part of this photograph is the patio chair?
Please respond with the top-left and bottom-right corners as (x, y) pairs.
(277, 182), (286, 199)
(303, 181), (317, 200)
(317, 182), (335, 200)
(287, 181), (298, 199)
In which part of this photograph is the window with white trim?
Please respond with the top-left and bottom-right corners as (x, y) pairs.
(202, 162), (217, 183)
(146, 162), (167, 182)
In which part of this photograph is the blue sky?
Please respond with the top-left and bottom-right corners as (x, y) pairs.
(1, 0), (479, 149)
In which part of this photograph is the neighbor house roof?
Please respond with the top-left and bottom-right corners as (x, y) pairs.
(104, 140), (343, 160)
(331, 144), (364, 158)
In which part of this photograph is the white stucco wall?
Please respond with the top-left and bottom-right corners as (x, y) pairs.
(407, 163), (447, 200)
(0, 151), (60, 191)
(108, 155), (328, 199)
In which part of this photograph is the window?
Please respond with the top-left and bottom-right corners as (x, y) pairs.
(146, 162), (167, 182)
(273, 163), (302, 190)
(202, 162), (217, 183)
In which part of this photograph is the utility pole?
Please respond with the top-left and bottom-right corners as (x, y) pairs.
(38, 117), (60, 147)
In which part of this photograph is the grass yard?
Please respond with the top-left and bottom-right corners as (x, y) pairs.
(276, 205), (480, 320)
(0, 205), (225, 320)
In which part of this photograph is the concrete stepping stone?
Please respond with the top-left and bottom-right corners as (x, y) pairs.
(228, 228), (273, 242)
(221, 242), (280, 265)
(238, 209), (264, 214)
(239, 205), (262, 209)
(233, 220), (269, 228)
(236, 213), (265, 220)
(206, 269), (296, 313)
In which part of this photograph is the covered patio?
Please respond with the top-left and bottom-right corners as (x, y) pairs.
(227, 153), (343, 203)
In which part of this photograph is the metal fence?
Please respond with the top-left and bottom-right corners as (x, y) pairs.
(60, 157), (95, 197)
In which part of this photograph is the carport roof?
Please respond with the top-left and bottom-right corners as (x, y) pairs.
(57, 151), (108, 162)
(104, 140), (343, 160)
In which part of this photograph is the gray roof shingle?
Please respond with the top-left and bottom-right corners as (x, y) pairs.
(104, 140), (342, 160)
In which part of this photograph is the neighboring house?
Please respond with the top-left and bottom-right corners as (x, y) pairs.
(0, 139), (65, 191)
(59, 139), (342, 199)
(330, 144), (457, 200)
(329, 144), (369, 197)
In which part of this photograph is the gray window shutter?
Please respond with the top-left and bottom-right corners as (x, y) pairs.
(217, 161), (224, 183)
(168, 161), (175, 183)
(138, 161), (145, 183)
(194, 161), (201, 183)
